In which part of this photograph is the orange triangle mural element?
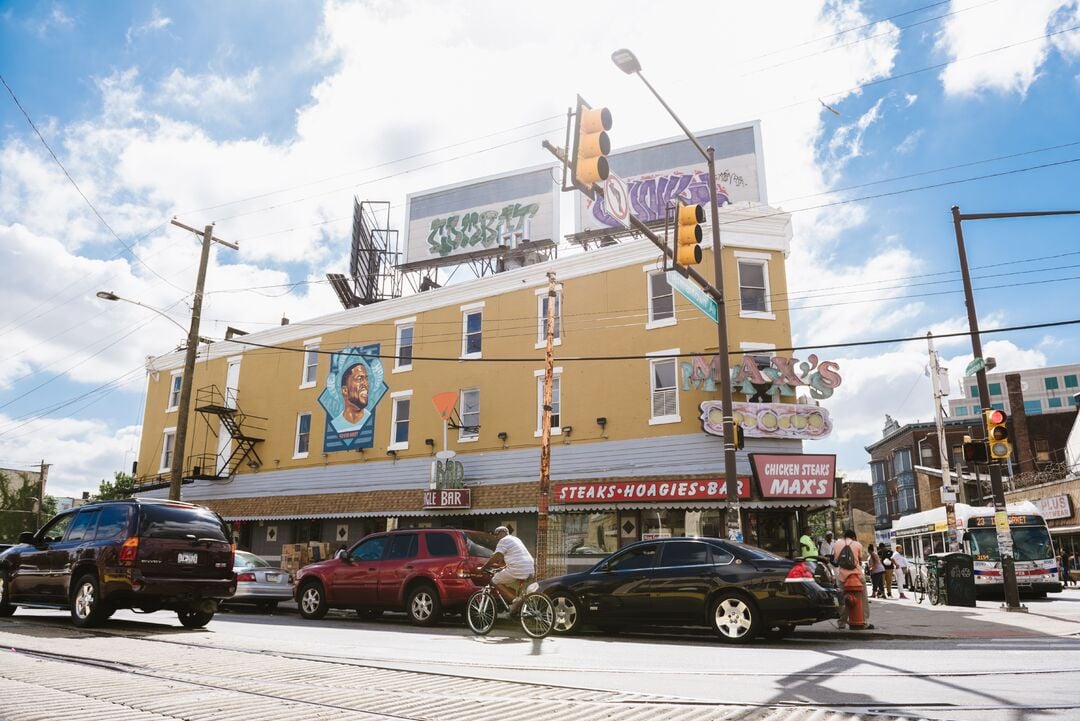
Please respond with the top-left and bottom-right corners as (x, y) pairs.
(432, 392), (458, 421)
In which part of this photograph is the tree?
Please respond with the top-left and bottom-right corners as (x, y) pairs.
(93, 472), (135, 501)
(0, 471), (43, 542)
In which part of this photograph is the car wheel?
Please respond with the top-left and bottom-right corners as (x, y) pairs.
(549, 591), (581, 634)
(407, 584), (442, 626)
(356, 608), (383, 620)
(298, 581), (329, 620)
(256, 601), (278, 613)
(177, 608), (215, 628)
(0, 570), (16, 617)
(710, 592), (760, 644)
(70, 574), (108, 628)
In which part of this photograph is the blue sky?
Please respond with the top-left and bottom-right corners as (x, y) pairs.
(2, 1), (1079, 498)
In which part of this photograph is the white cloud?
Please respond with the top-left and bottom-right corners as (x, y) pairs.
(31, 6), (73, 37)
(126, 8), (172, 44)
(936, 0), (1075, 97)
(904, 93), (918, 107)
(896, 128), (924, 154)
(157, 68), (261, 108)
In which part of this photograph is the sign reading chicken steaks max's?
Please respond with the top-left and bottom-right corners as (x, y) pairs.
(749, 453), (837, 499)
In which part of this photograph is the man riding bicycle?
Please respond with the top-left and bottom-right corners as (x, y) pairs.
(479, 526), (535, 614)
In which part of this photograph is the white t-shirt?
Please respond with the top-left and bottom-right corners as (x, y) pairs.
(818, 540), (835, 558)
(495, 534), (534, 579)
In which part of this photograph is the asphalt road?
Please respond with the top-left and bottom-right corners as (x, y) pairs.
(1, 604), (1078, 721)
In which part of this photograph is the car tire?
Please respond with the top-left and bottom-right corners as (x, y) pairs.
(407, 583), (442, 626)
(256, 601), (278, 613)
(0, 570), (16, 617)
(177, 608), (215, 628)
(70, 574), (108, 628)
(298, 581), (329, 620)
(356, 608), (383, 620)
(548, 591), (581, 634)
(710, 592), (760, 644)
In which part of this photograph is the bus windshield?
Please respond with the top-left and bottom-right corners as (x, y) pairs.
(967, 526), (1055, 562)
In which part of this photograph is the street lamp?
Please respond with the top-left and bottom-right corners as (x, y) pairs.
(96, 291), (193, 337)
(612, 48), (743, 540)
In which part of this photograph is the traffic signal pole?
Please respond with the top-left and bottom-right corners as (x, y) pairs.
(951, 205), (1080, 611)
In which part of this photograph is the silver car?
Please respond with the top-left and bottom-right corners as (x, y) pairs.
(230, 550), (294, 613)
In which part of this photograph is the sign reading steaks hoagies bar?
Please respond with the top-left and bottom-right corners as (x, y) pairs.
(423, 488), (472, 509)
(553, 478), (752, 504)
(749, 453), (837, 499)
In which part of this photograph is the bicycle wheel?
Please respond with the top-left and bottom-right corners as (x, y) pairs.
(928, 577), (941, 606)
(466, 590), (497, 635)
(519, 593), (554, 639)
(914, 570), (927, 604)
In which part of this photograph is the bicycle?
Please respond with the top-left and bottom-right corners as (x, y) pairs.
(465, 572), (554, 639)
(913, 565), (928, 604)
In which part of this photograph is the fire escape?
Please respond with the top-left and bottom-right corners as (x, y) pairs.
(189, 385), (266, 480)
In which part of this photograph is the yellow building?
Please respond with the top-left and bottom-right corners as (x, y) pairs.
(135, 201), (842, 570)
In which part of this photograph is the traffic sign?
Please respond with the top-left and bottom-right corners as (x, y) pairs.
(666, 270), (717, 322)
(965, 357), (985, 376)
(603, 173), (631, 229)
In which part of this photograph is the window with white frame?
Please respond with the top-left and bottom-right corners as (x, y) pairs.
(394, 318), (415, 372)
(300, 339), (320, 388)
(161, 428), (176, 472)
(647, 270), (675, 327)
(649, 352), (680, 423)
(736, 252), (772, 317)
(389, 391), (412, 449)
(461, 303), (484, 358)
(536, 289), (562, 347)
(459, 388), (480, 441)
(535, 368), (562, 436)
(294, 413), (311, 458)
(167, 372), (182, 411)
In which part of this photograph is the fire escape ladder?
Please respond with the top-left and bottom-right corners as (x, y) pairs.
(192, 385), (266, 480)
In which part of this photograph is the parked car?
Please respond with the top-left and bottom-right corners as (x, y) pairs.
(294, 528), (497, 625)
(537, 536), (839, 643)
(226, 550), (294, 613)
(0, 498), (236, 628)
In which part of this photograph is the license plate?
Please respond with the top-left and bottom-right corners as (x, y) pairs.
(266, 573), (281, 582)
(178, 552), (198, 565)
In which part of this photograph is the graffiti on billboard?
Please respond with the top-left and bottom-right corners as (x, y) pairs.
(681, 353), (842, 400)
(426, 202), (540, 257)
(587, 169), (743, 228)
(318, 344), (389, 452)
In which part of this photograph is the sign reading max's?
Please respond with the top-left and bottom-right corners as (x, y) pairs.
(749, 453), (837, 499)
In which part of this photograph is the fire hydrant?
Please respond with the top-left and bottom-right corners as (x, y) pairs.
(843, 574), (867, 630)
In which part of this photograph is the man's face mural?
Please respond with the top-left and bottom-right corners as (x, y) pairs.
(341, 363), (369, 419)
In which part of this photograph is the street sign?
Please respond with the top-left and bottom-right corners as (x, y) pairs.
(666, 270), (717, 322)
(603, 173), (631, 229)
(965, 357), (985, 376)
(941, 485), (957, 503)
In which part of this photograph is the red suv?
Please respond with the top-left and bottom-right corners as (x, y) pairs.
(294, 528), (497, 625)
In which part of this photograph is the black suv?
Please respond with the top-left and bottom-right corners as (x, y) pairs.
(0, 498), (236, 628)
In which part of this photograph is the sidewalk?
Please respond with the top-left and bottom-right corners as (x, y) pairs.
(799, 584), (1080, 640)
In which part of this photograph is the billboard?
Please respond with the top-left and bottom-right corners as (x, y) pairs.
(403, 164), (560, 266)
(318, 344), (389, 452)
(575, 122), (766, 234)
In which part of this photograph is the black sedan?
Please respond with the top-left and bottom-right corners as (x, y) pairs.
(537, 536), (839, 643)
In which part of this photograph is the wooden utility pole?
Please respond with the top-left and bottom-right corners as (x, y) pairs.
(536, 271), (557, 579)
(168, 219), (238, 501)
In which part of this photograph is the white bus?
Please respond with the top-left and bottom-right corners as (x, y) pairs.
(892, 501), (1061, 596)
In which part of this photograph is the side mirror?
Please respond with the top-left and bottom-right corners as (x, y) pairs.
(18, 532), (35, 545)
(335, 549), (349, 562)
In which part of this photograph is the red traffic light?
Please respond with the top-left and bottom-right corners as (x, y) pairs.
(986, 409), (1006, 425)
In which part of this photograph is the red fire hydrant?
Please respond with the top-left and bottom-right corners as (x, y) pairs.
(843, 574), (867, 630)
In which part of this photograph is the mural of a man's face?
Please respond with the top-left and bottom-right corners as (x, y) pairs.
(340, 363), (369, 421)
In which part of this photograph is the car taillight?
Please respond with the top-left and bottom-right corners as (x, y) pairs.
(230, 543), (236, 568)
(785, 561), (815, 581)
(119, 537), (139, 564)
(455, 561), (469, 578)
(236, 572), (256, 583)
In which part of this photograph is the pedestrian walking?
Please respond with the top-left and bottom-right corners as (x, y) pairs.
(818, 532), (835, 560)
(1061, 548), (1074, 587)
(892, 545), (910, 599)
(833, 529), (872, 629)
(799, 526), (817, 559)
(868, 544), (885, 598)
(880, 543), (895, 598)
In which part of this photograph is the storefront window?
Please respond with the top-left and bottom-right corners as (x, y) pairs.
(563, 512), (618, 556)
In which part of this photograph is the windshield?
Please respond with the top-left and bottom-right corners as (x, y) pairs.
(234, 551), (269, 568)
(465, 531), (496, 558)
(968, 527), (1055, 562)
(139, 505), (230, 542)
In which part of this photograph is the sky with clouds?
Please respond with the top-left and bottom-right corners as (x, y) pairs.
(1, 0), (1079, 500)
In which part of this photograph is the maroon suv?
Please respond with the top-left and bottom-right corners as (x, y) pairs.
(0, 498), (236, 628)
(294, 528), (497, 625)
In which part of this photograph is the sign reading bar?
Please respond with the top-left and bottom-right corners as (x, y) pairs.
(553, 478), (751, 504)
(749, 453), (837, 499)
(423, 488), (472, 509)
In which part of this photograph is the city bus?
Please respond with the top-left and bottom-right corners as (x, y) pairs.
(891, 501), (1061, 596)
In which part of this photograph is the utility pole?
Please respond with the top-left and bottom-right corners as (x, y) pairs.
(950, 206), (1080, 611)
(927, 333), (960, 550)
(536, 272), (557, 579)
(168, 219), (238, 502)
(37, 459), (49, 528)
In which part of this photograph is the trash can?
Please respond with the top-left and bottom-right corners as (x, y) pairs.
(927, 552), (976, 607)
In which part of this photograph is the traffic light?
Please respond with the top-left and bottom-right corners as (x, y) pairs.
(985, 409), (1011, 459)
(571, 97), (611, 196)
(675, 201), (705, 266)
(961, 435), (989, 464)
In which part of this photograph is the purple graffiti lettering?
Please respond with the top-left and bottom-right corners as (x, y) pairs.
(591, 170), (733, 228)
